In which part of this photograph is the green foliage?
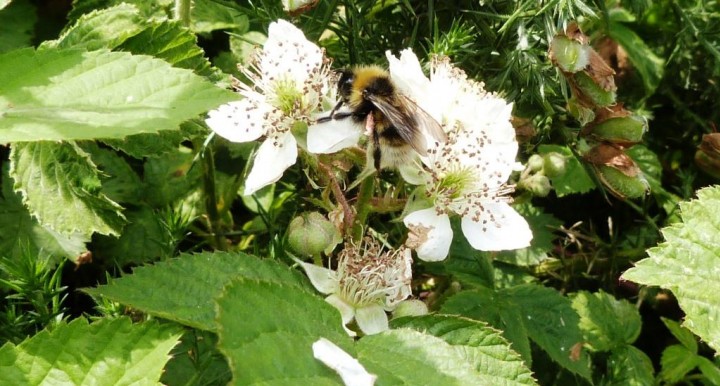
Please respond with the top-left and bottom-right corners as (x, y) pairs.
(216, 278), (349, 385)
(0, 0), (36, 52)
(10, 142), (126, 237)
(85, 251), (312, 331)
(0, 47), (237, 142)
(622, 185), (720, 352)
(0, 317), (181, 385)
(390, 315), (537, 385)
(538, 145), (595, 196)
(0, 167), (88, 263)
(441, 284), (591, 379)
(2, 0), (720, 384)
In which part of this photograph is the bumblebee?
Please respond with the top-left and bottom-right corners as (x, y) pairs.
(317, 66), (446, 171)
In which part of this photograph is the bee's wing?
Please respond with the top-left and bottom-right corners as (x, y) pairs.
(366, 94), (446, 155)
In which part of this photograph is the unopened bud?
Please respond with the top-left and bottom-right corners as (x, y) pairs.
(392, 299), (429, 319)
(596, 165), (648, 199)
(527, 154), (545, 172)
(550, 35), (590, 73)
(543, 152), (567, 178)
(282, 0), (319, 15)
(698, 133), (720, 160)
(287, 212), (341, 257)
(582, 105), (647, 146)
(520, 174), (552, 197)
(584, 144), (648, 199)
(571, 71), (616, 107)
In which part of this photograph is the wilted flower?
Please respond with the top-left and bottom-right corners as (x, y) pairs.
(296, 237), (412, 336)
(205, 20), (333, 195)
(386, 50), (532, 261)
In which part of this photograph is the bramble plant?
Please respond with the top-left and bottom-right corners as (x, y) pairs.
(1, 0), (720, 385)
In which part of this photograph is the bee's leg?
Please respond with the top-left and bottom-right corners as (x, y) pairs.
(315, 101), (345, 123)
(367, 115), (382, 171)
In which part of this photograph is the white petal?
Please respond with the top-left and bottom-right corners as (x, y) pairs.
(205, 99), (267, 143)
(461, 202), (532, 251)
(386, 49), (428, 97)
(325, 294), (357, 337)
(293, 259), (339, 295)
(312, 338), (377, 386)
(355, 304), (389, 335)
(403, 208), (453, 262)
(244, 132), (297, 195)
(262, 20), (322, 85)
(307, 116), (362, 154)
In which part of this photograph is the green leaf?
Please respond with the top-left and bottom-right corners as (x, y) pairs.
(0, 167), (88, 263)
(0, 0), (36, 52)
(357, 328), (527, 385)
(571, 290), (641, 352)
(496, 204), (562, 266)
(50, 3), (146, 50)
(538, 145), (594, 196)
(391, 315), (537, 385)
(118, 20), (221, 79)
(627, 145), (680, 217)
(661, 317), (697, 353)
(0, 317), (181, 385)
(83, 144), (143, 204)
(441, 284), (591, 379)
(603, 345), (654, 386)
(162, 330), (232, 386)
(67, 0), (170, 23)
(94, 205), (175, 266)
(142, 146), (203, 207)
(192, 0), (249, 33)
(607, 21), (664, 95)
(622, 185), (720, 352)
(659, 344), (698, 383)
(9, 142), (126, 237)
(85, 251), (312, 331)
(697, 356), (720, 386)
(0, 47), (238, 142)
(216, 278), (349, 385)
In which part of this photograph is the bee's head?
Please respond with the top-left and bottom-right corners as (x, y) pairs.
(337, 69), (355, 102)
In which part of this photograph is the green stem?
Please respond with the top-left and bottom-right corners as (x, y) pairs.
(202, 146), (228, 250)
(174, 0), (192, 27)
(352, 176), (375, 241)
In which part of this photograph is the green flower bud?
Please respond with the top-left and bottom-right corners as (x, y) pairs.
(520, 174), (552, 197)
(543, 152), (567, 178)
(572, 71), (616, 107)
(287, 212), (341, 257)
(590, 116), (647, 145)
(583, 106), (647, 146)
(392, 299), (429, 319)
(567, 97), (595, 125)
(549, 35), (590, 73)
(596, 165), (648, 199)
(527, 154), (545, 172)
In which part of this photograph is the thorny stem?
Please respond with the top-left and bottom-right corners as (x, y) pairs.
(352, 176), (375, 241)
(174, 0), (192, 27)
(319, 162), (355, 235)
(201, 146), (228, 251)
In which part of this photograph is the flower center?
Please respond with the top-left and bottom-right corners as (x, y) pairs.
(270, 78), (304, 115)
(435, 167), (475, 200)
(335, 239), (411, 308)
